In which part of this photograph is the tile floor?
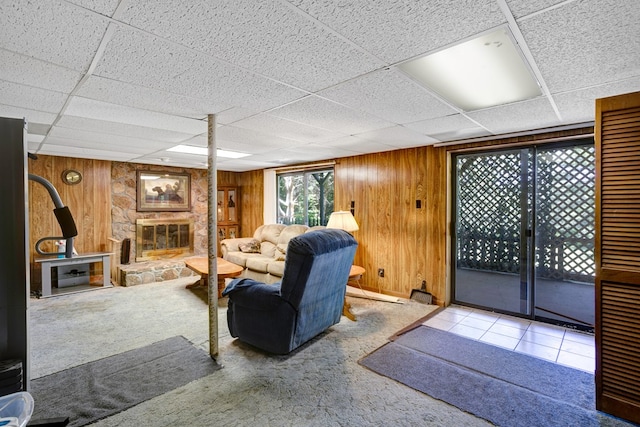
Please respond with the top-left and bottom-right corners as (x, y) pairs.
(422, 305), (595, 372)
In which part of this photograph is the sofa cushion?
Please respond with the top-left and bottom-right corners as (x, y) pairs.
(246, 256), (274, 273)
(274, 246), (286, 261)
(267, 260), (285, 277)
(226, 251), (262, 267)
(277, 224), (309, 245)
(238, 239), (261, 253)
(256, 224), (286, 245)
(260, 241), (277, 258)
(274, 224), (308, 257)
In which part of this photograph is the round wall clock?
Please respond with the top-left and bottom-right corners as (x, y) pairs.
(62, 169), (83, 185)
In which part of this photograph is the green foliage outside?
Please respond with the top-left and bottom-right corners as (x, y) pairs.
(277, 169), (334, 226)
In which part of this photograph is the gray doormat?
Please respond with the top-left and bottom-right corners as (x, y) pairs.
(30, 336), (220, 426)
(360, 326), (633, 427)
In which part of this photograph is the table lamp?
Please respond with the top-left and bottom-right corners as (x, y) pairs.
(326, 211), (359, 233)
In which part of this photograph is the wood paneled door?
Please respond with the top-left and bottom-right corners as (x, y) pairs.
(595, 90), (640, 425)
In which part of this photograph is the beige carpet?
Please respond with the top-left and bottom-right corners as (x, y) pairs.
(29, 278), (492, 426)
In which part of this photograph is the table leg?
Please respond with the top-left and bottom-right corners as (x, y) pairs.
(343, 274), (364, 321)
(186, 273), (207, 289)
(343, 300), (356, 321)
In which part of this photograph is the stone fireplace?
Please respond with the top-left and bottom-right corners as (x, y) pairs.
(135, 218), (194, 262)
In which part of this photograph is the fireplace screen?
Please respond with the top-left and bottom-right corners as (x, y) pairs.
(136, 218), (194, 261)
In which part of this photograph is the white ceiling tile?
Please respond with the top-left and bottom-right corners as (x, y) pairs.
(138, 150), (207, 164)
(38, 140), (138, 161)
(176, 133), (266, 155)
(467, 97), (561, 134)
(55, 115), (195, 143)
(217, 126), (301, 150)
(269, 96), (394, 134)
(48, 126), (177, 152)
(27, 141), (41, 152)
(520, 0), (640, 93)
(117, 0), (384, 92)
(298, 144), (362, 159)
(0, 49), (82, 93)
(66, 0), (120, 17)
(0, 104), (57, 126)
(42, 136), (150, 155)
(27, 123), (51, 136)
(232, 114), (346, 144)
(505, 0), (567, 19)
(323, 135), (397, 154)
(430, 127), (493, 142)
(288, 0), (505, 63)
(65, 97), (207, 135)
(0, 81), (68, 113)
(554, 76), (640, 124)
(133, 157), (210, 170)
(253, 147), (327, 165)
(355, 125), (438, 148)
(75, 76), (229, 119)
(405, 114), (484, 136)
(215, 107), (262, 126)
(0, 1), (109, 71)
(93, 26), (307, 111)
(28, 134), (45, 144)
(319, 69), (457, 124)
(215, 158), (283, 172)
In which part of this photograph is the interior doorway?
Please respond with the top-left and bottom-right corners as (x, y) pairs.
(451, 140), (595, 331)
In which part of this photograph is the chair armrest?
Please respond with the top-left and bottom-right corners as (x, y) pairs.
(222, 278), (284, 310)
(220, 237), (254, 258)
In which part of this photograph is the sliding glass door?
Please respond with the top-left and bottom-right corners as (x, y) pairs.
(452, 141), (595, 329)
(453, 149), (533, 315)
(533, 144), (595, 327)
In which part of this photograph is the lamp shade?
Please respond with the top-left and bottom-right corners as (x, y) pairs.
(326, 211), (359, 232)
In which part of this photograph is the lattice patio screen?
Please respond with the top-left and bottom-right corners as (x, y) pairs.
(456, 151), (524, 275)
(456, 145), (594, 283)
(536, 145), (595, 282)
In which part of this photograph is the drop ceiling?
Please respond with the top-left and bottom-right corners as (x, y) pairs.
(1, 0), (638, 171)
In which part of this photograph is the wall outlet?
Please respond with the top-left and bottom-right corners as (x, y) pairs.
(378, 268), (384, 277)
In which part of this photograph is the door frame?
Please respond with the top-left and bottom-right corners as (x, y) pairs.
(449, 138), (595, 327)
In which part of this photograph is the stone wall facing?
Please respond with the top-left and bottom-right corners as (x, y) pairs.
(111, 162), (209, 262)
(118, 260), (197, 287)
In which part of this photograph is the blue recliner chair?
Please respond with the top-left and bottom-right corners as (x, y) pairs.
(222, 229), (357, 354)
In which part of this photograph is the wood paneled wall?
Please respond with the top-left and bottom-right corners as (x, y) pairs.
(237, 169), (264, 236)
(334, 147), (447, 304)
(28, 155), (113, 286)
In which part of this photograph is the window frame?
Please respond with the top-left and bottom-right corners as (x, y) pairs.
(276, 167), (334, 226)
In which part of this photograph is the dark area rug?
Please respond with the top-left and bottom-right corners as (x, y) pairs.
(360, 326), (634, 427)
(30, 336), (220, 426)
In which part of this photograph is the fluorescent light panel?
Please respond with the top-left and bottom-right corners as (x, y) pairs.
(168, 145), (250, 158)
(399, 28), (541, 111)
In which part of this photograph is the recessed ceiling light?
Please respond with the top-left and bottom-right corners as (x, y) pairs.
(167, 145), (250, 158)
(398, 28), (541, 111)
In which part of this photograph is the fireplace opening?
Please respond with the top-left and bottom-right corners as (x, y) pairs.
(136, 218), (194, 261)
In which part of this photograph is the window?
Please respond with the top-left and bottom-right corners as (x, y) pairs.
(277, 168), (334, 226)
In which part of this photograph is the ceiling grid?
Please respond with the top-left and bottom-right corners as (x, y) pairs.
(0, 0), (637, 171)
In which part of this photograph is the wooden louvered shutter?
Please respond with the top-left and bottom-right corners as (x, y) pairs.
(595, 90), (640, 425)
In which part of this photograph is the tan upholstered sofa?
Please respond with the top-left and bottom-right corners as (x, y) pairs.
(221, 224), (324, 283)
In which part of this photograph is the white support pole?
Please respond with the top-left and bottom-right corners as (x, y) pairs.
(207, 114), (219, 358)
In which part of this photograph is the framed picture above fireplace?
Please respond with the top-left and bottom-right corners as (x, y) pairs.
(137, 170), (191, 212)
